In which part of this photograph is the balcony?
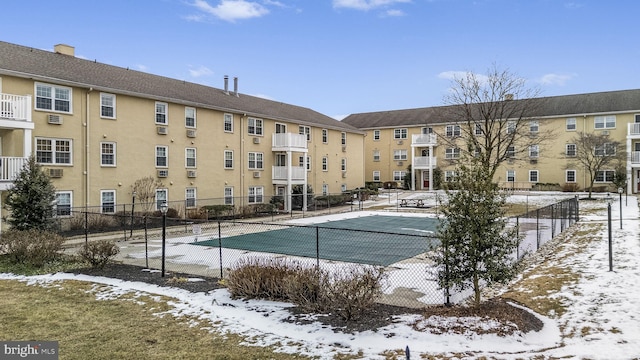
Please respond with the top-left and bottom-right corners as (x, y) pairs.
(631, 151), (640, 165)
(272, 166), (306, 183)
(413, 156), (437, 169)
(0, 93), (33, 128)
(0, 157), (28, 191)
(411, 133), (437, 146)
(272, 133), (308, 152)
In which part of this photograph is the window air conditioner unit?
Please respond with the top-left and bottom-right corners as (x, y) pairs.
(530, 159), (538, 164)
(157, 169), (169, 178)
(48, 114), (63, 125)
(253, 171), (261, 178)
(48, 168), (63, 178)
(157, 126), (168, 135)
(342, 145), (347, 152)
(186, 129), (196, 138)
(601, 130), (610, 136)
(396, 140), (403, 145)
(342, 171), (347, 178)
(253, 137), (261, 144)
(187, 170), (197, 178)
(397, 161), (404, 166)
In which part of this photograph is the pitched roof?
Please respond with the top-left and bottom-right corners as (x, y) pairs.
(0, 41), (360, 133)
(342, 89), (640, 129)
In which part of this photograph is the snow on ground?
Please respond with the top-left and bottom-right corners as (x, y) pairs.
(2, 192), (639, 359)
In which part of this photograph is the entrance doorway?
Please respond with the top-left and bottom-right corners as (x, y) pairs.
(422, 170), (430, 189)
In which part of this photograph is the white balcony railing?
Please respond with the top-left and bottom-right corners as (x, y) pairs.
(272, 133), (308, 150)
(411, 133), (437, 146)
(628, 123), (640, 137)
(0, 157), (28, 182)
(413, 156), (437, 168)
(0, 93), (32, 122)
(272, 166), (306, 181)
(631, 151), (640, 164)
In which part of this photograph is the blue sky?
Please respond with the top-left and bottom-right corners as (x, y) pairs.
(1, 0), (638, 119)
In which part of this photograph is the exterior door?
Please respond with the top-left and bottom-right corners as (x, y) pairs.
(422, 170), (429, 189)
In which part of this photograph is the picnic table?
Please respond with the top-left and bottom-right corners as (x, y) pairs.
(400, 199), (425, 208)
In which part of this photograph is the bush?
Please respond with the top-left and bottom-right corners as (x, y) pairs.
(562, 183), (580, 192)
(226, 257), (386, 321)
(0, 229), (65, 266)
(78, 240), (120, 269)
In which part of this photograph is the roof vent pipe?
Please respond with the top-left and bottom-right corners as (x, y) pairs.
(224, 75), (229, 95)
(233, 77), (239, 97)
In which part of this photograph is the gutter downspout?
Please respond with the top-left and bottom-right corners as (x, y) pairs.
(85, 88), (93, 209)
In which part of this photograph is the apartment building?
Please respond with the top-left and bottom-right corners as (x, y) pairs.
(0, 41), (364, 222)
(343, 90), (640, 194)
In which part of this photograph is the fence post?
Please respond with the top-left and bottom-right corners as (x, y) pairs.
(144, 215), (149, 269)
(516, 216), (520, 260)
(218, 221), (223, 279)
(551, 204), (555, 239)
(536, 209), (540, 250)
(84, 209), (88, 245)
(315, 226), (320, 269)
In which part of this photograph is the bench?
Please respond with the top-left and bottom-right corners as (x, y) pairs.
(400, 199), (425, 208)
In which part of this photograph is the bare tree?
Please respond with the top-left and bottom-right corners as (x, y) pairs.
(440, 64), (551, 180)
(568, 132), (626, 198)
(131, 176), (164, 213)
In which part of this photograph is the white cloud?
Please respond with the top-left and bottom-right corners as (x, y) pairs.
(437, 71), (467, 80)
(191, 0), (269, 22)
(384, 9), (405, 17)
(537, 73), (575, 86)
(136, 64), (148, 72)
(188, 65), (214, 78)
(333, 0), (411, 11)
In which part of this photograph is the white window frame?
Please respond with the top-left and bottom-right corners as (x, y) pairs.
(299, 156), (311, 170)
(393, 149), (408, 161)
(224, 113), (234, 133)
(299, 125), (311, 141)
(185, 148), (196, 168)
(322, 156), (328, 171)
(394, 128), (408, 139)
(155, 189), (168, 210)
(372, 171), (380, 182)
(566, 170), (576, 183)
(444, 170), (457, 182)
(529, 170), (539, 183)
(185, 107), (196, 128)
(35, 82), (71, 113)
(595, 143), (616, 156)
(506, 170), (515, 182)
(100, 93), (116, 119)
(529, 144), (539, 158)
(224, 150), (234, 169)
(529, 120), (539, 133)
(248, 186), (264, 204)
(373, 150), (380, 162)
(248, 117), (263, 136)
(594, 115), (616, 129)
(55, 191), (72, 217)
(595, 170), (615, 183)
(506, 121), (516, 134)
(475, 123), (483, 135)
(507, 145), (516, 158)
(224, 186), (234, 205)
(322, 129), (328, 143)
(100, 142), (116, 167)
(373, 130), (380, 141)
(393, 171), (405, 182)
(248, 152), (264, 170)
(155, 102), (168, 125)
(566, 144), (576, 157)
(566, 117), (576, 131)
(185, 188), (196, 208)
(445, 125), (461, 137)
(155, 146), (168, 168)
(322, 183), (329, 196)
(445, 147), (460, 159)
(100, 190), (116, 214)
(341, 132), (347, 146)
(36, 138), (72, 165)
(341, 158), (347, 172)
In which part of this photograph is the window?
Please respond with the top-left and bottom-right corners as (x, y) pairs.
(566, 117), (576, 131)
(507, 146), (515, 158)
(155, 146), (168, 167)
(248, 186), (263, 204)
(224, 150), (233, 169)
(373, 150), (380, 162)
(475, 123), (483, 135)
(322, 129), (328, 143)
(444, 171), (457, 182)
(373, 171), (380, 181)
(422, 127), (433, 134)
(35, 83), (71, 113)
(393, 149), (408, 161)
(248, 117), (263, 135)
(100, 93), (115, 118)
(341, 184), (347, 192)
(185, 107), (196, 128)
(155, 189), (167, 210)
(248, 152), (263, 170)
(566, 170), (576, 183)
(341, 132), (347, 146)
(506, 121), (516, 134)
(394, 128), (408, 139)
(341, 158), (347, 172)
(322, 156), (328, 171)
(393, 171), (405, 181)
(445, 147), (460, 159)
(185, 148), (196, 168)
(373, 130), (380, 140)
(55, 191), (72, 216)
(594, 115), (616, 129)
(224, 187), (234, 205)
(224, 113), (233, 132)
(566, 144), (576, 157)
(506, 170), (515, 182)
(529, 120), (539, 133)
(101, 190), (115, 214)
(299, 156), (311, 170)
(100, 142), (116, 166)
(595, 170), (615, 182)
(299, 125), (311, 141)
(529, 170), (539, 183)
(445, 125), (461, 137)
(155, 102), (167, 124)
(36, 138), (72, 164)
(529, 145), (539, 158)
(322, 184), (329, 196)
(595, 143), (616, 156)
(185, 188), (196, 208)
(275, 123), (287, 133)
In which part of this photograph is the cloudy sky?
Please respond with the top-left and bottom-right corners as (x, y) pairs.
(1, 1), (638, 119)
